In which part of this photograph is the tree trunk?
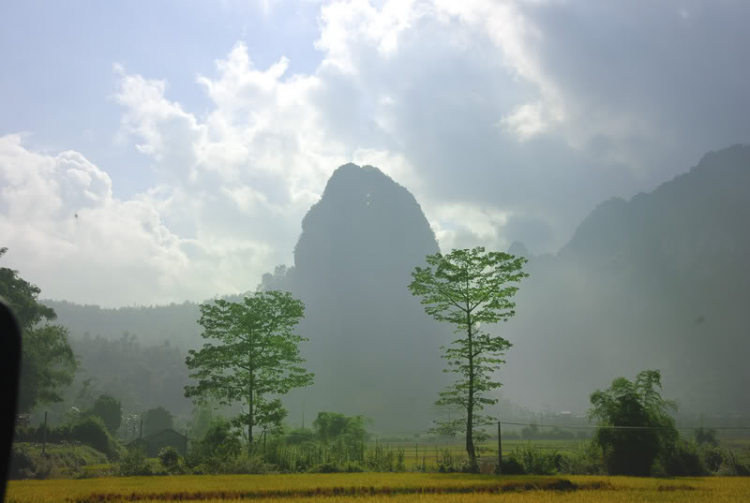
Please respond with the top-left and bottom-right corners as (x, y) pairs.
(466, 312), (477, 471)
(248, 371), (254, 453)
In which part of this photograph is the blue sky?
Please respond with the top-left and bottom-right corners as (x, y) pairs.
(1, 0), (749, 306)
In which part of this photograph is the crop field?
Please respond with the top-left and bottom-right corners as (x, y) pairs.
(7, 473), (750, 503)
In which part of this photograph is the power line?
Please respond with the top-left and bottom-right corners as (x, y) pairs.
(500, 420), (750, 431)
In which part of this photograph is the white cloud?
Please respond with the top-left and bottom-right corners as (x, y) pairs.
(4, 0), (749, 305)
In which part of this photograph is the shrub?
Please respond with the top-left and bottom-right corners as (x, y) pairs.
(662, 440), (708, 476)
(118, 446), (152, 476)
(556, 442), (605, 475)
(285, 427), (315, 445)
(694, 427), (719, 447)
(589, 370), (678, 476)
(70, 416), (124, 460)
(309, 462), (342, 473)
(702, 446), (724, 472)
(158, 446), (180, 470)
(499, 456), (525, 475)
(512, 443), (561, 475)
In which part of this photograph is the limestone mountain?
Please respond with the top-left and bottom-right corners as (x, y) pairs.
(262, 163), (451, 431)
(505, 144), (750, 415)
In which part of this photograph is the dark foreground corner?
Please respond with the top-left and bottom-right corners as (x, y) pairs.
(0, 300), (21, 502)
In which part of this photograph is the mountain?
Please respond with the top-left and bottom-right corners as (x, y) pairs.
(261, 163), (452, 431)
(41, 147), (750, 426)
(503, 144), (750, 415)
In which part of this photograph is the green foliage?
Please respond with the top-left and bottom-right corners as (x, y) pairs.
(500, 455), (526, 475)
(694, 427), (720, 447)
(660, 439), (708, 476)
(284, 427), (315, 445)
(185, 291), (314, 447)
(158, 446), (180, 471)
(1, 248), (78, 413)
(588, 369), (678, 476)
(14, 416), (123, 461)
(88, 394), (122, 434)
(143, 406), (174, 437)
(118, 446), (152, 476)
(409, 246), (528, 468)
(506, 443), (562, 475)
(312, 412), (366, 446)
(8, 442), (108, 480)
(186, 422), (243, 472)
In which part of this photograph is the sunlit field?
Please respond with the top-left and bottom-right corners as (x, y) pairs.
(7, 473), (750, 503)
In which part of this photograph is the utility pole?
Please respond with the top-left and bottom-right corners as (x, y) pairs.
(497, 420), (502, 474)
(42, 411), (48, 457)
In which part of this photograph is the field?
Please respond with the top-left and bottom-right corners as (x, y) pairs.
(7, 473), (750, 503)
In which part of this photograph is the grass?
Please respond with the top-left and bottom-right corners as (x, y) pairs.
(7, 473), (750, 503)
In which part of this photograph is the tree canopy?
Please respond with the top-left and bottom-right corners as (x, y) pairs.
(409, 246), (528, 469)
(142, 406), (175, 437)
(88, 394), (122, 434)
(589, 369), (678, 476)
(184, 291), (314, 448)
(1, 247), (77, 413)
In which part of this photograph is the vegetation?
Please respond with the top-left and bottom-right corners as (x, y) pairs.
(1, 247), (77, 413)
(588, 369), (678, 476)
(142, 406), (174, 437)
(87, 394), (122, 434)
(409, 246), (528, 470)
(13, 416), (124, 461)
(185, 291), (314, 449)
(7, 473), (750, 503)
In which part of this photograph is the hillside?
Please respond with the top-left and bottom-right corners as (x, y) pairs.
(503, 144), (750, 414)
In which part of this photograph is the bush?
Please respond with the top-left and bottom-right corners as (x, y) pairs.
(285, 427), (315, 445)
(662, 440), (708, 476)
(556, 442), (605, 475)
(309, 462), (342, 473)
(694, 427), (719, 447)
(719, 450), (750, 476)
(118, 446), (153, 476)
(8, 442), (111, 480)
(511, 443), (561, 475)
(702, 446), (724, 472)
(70, 416), (124, 460)
(589, 370), (678, 476)
(499, 456), (525, 475)
(158, 446), (180, 471)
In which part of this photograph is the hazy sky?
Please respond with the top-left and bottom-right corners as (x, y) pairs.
(1, 0), (749, 307)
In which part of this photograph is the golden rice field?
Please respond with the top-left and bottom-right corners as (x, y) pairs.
(6, 473), (750, 503)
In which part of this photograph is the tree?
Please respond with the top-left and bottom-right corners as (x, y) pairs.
(312, 412), (366, 445)
(588, 369), (678, 476)
(0, 247), (77, 413)
(89, 394), (122, 434)
(184, 291), (314, 450)
(142, 406), (174, 437)
(408, 247), (528, 470)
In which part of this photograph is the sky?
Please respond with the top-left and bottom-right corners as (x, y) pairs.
(1, 0), (749, 307)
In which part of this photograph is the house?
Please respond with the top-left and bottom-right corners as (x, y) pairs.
(127, 428), (188, 457)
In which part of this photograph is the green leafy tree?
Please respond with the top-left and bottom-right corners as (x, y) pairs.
(313, 412), (366, 445)
(588, 369), (678, 476)
(89, 394), (122, 434)
(0, 247), (77, 413)
(184, 291), (314, 450)
(408, 246), (528, 470)
(143, 406), (174, 437)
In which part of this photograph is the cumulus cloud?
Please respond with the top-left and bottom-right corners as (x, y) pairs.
(2, 0), (749, 306)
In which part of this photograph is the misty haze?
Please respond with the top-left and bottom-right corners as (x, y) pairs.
(2, 1), (749, 501)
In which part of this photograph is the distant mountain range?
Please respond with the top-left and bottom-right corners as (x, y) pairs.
(44, 144), (750, 426)
(503, 144), (750, 415)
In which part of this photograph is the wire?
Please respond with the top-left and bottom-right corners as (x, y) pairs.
(499, 421), (750, 431)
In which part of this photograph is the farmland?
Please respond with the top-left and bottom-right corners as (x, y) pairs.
(7, 473), (750, 503)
